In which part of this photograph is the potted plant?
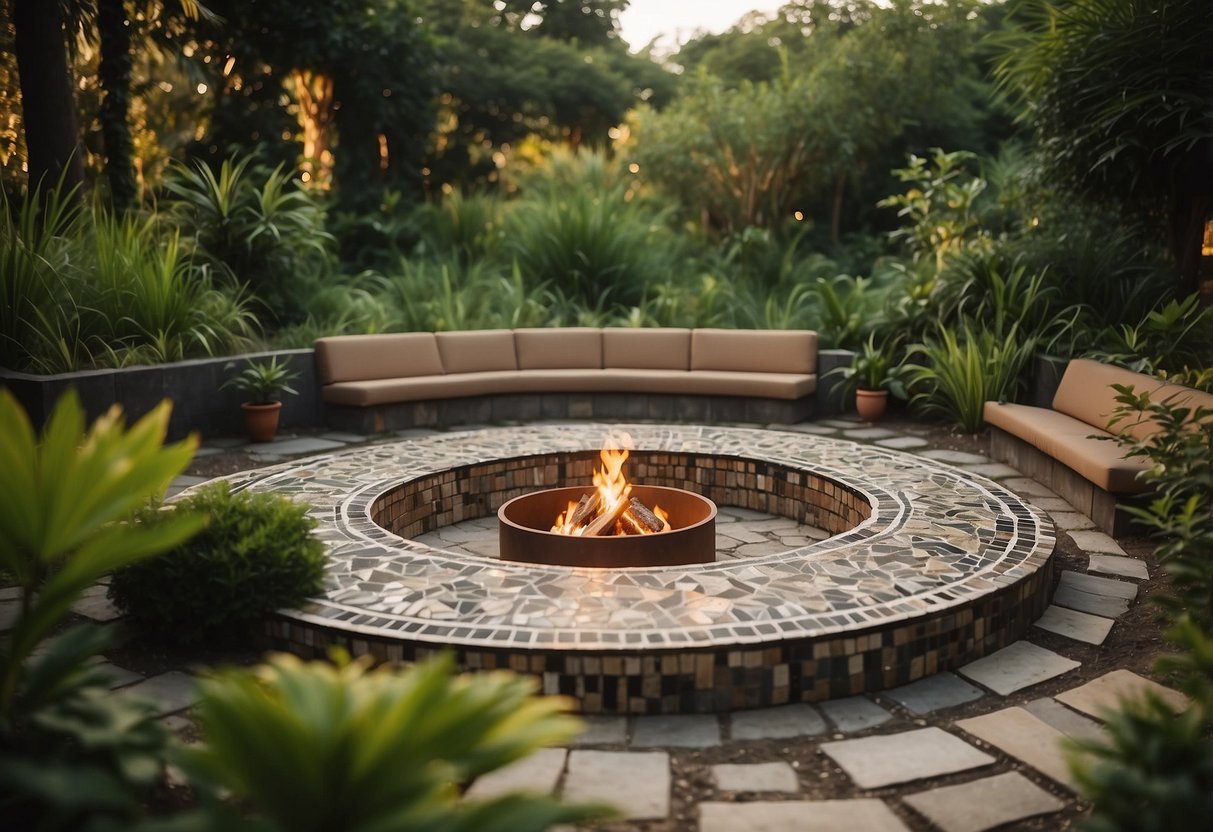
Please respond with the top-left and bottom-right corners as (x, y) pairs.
(831, 333), (908, 422)
(222, 356), (300, 443)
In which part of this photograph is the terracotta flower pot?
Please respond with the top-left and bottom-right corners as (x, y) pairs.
(241, 401), (282, 443)
(855, 388), (888, 423)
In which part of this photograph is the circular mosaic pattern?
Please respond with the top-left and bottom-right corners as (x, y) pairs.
(217, 424), (1054, 651)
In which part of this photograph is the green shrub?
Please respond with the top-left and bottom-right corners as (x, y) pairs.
(904, 322), (1036, 433)
(164, 154), (333, 325)
(0, 390), (201, 830)
(110, 482), (325, 646)
(1065, 383), (1213, 830)
(178, 651), (612, 832)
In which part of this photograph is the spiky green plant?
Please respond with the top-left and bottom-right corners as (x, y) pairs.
(904, 322), (1037, 432)
(179, 651), (613, 832)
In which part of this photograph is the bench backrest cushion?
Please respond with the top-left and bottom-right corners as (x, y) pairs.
(1052, 358), (1213, 441)
(515, 328), (603, 370)
(690, 329), (817, 375)
(436, 329), (518, 374)
(603, 328), (691, 371)
(315, 333), (442, 384)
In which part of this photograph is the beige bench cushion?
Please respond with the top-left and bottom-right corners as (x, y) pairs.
(514, 328), (603, 370)
(314, 333), (442, 384)
(508, 369), (814, 399)
(436, 330), (518, 374)
(984, 401), (1149, 493)
(691, 329), (817, 374)
(1052, 358), (1213, 441)
(322, 371), (519, 406)
(603, 328), (692, 371)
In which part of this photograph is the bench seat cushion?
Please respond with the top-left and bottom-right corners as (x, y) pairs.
(603, 328), (691, 370)
(515, 328), (602, 370)
(691, 329), (817, 374)
(507, 369), (815, 399)
(314, 333), (442, 384)
(984, 401), (1149, 494)
(322, 371), (520, 406)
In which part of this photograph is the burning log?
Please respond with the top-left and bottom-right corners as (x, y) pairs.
(566, 492), (601, 528)
(618, 497), (667, 534)
(582, 495), (631, 536)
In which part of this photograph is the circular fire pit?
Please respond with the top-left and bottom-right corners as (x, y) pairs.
(499, 485), (717, 568)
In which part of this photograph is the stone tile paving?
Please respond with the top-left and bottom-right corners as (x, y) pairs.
(1056, 669), (1189, 718)
(1022, 697), (1104, 742)
(957, 640), (1080, 696)
(1088, 553), (1149, 580)
(1068, 529), (1127, 555)
(903, 771), (1065, 832)
(710, 762), (800, 792)
(464, 747), (567, 800)
(882, 672), (984, 715)
(1051, 512), (1097, 531)
(1053, 570), (1135, 617)
(96, 416), (1187, 828)
(563, 750), (670, 820)
(820, 727), (995, 789)
(120, 671), (199, 715)
(699, 799), (909, 832)
(874, 435), (929, 450)
(69, 583), (123, 622)
(631, 714), (720, 748)
(818, 696), (894, 733)
(954, 707), (1076, 788)
(571, 715), (627, 746)
(1033, 604), (1115, 645)
(730, 703), (826, 740)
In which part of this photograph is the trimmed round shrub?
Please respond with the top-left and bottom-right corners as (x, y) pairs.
(110, 483), (326, 646)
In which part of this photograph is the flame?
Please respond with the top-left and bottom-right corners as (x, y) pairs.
(552, 433), (654, 535)
(653, 505), (670, 532)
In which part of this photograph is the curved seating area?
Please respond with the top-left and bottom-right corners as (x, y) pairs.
(315, 327), (820, 432)
(985, 358), (1213, 534)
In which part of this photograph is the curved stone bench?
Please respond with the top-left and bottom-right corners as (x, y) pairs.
(212, 423), (1056, 714)
(315, 328), (821, 431)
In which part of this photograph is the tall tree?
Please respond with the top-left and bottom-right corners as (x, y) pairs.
(994, 0), (1213, 294)
(11, 0), (85, 197)
(97, 0), (135, 210)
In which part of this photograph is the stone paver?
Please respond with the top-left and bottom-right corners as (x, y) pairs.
(1033, 605), (1114, 645)
(573, 715), (627, 746)
(249, 436), (345, 456)
(465, 747), (566, 800)
(1056, 670), (1189, 719)
(962, 462), (1021, 479)
(954, 707), (1075, 788)
(318, 431), (368, 443)
(632, 714), (720, 748)
(0, 600), (18, 631)
(1032, 496), (1077, 513)
(94, 661), (144, 689)
(700, 799), (909, 832)
(161, 715), (193, 734)
(1050, 512), (1096, 531)
(819, 696), (893, 733)
(1068, 530), (1127, 555)
(820, 727), (994, 789)
(903, 771), (1065, 832)
(843, 427), (898, 440)
(710, 762), (799, 793)
(70, 584), (123, 622)
(563, 750), (669, 820)
(1003, 477), (1059, 498)
(958, 640), (1080, 695)
(818, 419), (863, 429)
(731, 703), (826, 740)
(919, 449), (989, 465)
(1053, 571), (1135, 617)
(874, 436), (929, 450)
(1088, 553), (1149, 580)
(780, 422), (840, 435)
(1023, 698), (1104, 741)
(883, 672), (984, 714)
(120, 672), (198, 715)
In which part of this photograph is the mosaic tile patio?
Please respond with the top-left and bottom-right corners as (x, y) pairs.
(205, 423), (1056, 712)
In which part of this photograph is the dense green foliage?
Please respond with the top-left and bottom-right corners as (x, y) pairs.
(110, 482), (326, 646)
(1066, 383), (1213, 830)
(0, 390), (200, 830)
(179, 651), (611, 831)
